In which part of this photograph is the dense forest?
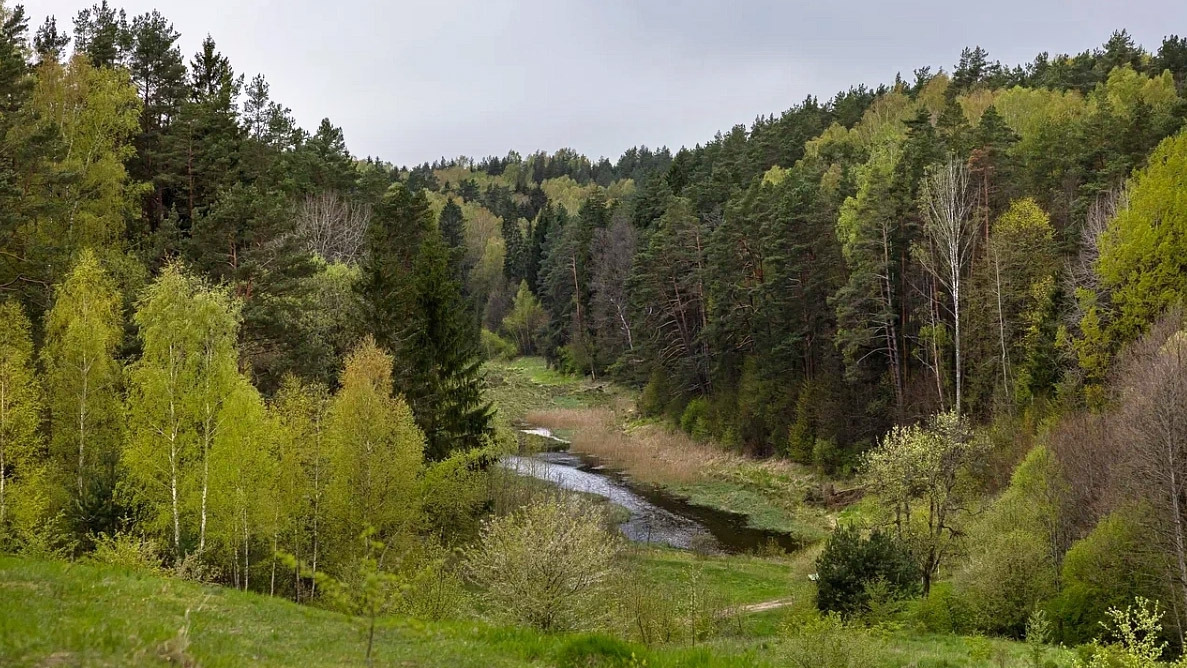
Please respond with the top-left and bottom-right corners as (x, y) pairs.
(7, 1), (1187, 665)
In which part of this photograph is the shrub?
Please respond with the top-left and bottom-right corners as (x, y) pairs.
(1047, 504), (1160, 645)
(481, 328), (516, 361)
(679, 397), (711, 439)
(815, 525), (918, 618)
(911, 582), (973, 634)
(1074, 598), (1171, 668)
(954, 447), (1060, 636)
(465, 498), (621, 631)
(782, 610), (874, 668)
(616, 570), (678, 645)
(639, 367), (671, 417)
(87, 532), (164, 573)
(556, 634), (642, 668)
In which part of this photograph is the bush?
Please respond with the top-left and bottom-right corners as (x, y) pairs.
(782, 610), (874, 668)
(679, 397), (711, 439)
(815, 525), (918, 618)
(556, 635), (642, 668)
(954, 446), (1060, 636)
(465, 498), (622, 631)
(1047, 504), (1161, 645)
(481, 328), (517, 361)
(639, 367), (671, 417)
(87, 532), (164, 573)
(616, 570), (679, 645)
(911, 582), (973, 634)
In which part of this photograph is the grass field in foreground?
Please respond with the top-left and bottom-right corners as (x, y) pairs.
(0, 554), (1073, 668)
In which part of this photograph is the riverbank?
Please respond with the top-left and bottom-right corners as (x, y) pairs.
(485, 357), (834, 545)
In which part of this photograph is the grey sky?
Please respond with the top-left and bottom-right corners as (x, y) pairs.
(26, 0), (1187, 166)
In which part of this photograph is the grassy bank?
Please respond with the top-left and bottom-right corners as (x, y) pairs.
(0, 555), (773, 668)
(483, 358), (834, 543)
(0, 555), (1069, 668)
(519, 402), (833, 543)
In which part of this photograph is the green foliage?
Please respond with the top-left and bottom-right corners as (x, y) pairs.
(42, 250), (124, 539)
(481, 328), (517, 361)
(1098, 130), (1187, 347)
(87, 531), (164, 573)
(402, 230), (492, 460)
(1048, 505), (1160, 645)
(863, 412), (986, 594)
(503, 280), (548, 355)
(1073, 598), (1174, 668)
(781, 611), (874, 668)
(815, 525), (919, 617)
(678, 397), (711, 439)
(911, 582), (974, 634)
(0, 299), (45, 546)
(324, 338), (425, 564)
(639, 366), (672, 418)
(466, 498), (621, 631)
(955, 446), (1061, 635)
(124, 262), (241, 558)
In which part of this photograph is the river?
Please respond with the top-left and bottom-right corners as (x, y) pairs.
(501, 429), (802, 554)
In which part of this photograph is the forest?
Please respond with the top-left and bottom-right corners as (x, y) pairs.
(5, 1), (1187, 667)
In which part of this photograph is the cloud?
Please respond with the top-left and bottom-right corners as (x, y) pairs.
(27, 0), (1187, 164)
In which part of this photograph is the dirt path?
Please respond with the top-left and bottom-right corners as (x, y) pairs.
(725, 597), (796, 616)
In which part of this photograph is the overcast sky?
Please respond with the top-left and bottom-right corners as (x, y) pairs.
(26, 1), (1187, 165)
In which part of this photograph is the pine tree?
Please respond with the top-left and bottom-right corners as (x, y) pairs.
(187, 184), (317, 391)
(32, 16), (70, 64)
(126, 10), (186, 228)
(72, 2), (128, 69)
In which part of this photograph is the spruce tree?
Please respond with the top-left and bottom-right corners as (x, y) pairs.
(357, 183), (434, 354)
(402, 230), (491, 460)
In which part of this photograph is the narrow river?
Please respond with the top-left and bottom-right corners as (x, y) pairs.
(502, 429), (802, 554)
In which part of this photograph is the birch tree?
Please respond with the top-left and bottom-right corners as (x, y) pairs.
(42, 250), (122, 500)
(209, 377), (277, 591)
(0, 300), (43, 538)
(190, 282), (240, 554)
(917, 157), (977, 414)
(273, 374), (331, 599)
(126, 263), (240, 559)
(325, 338), (425, 566)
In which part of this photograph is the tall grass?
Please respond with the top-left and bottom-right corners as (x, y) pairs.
(525, 407), (809, 489)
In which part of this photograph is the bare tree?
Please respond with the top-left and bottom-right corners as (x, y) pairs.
(1064, 186), (1127, 329)
(917, 157), (978, 415)
(296, 191), (371, 263)
(591, 213), (637, 357)
(1115, 311), (1187, 632)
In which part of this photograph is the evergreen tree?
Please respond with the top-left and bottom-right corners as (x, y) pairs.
(402, 231), (491, 460)
(357, 183), (434, 354)
(126, 10), (186, 228)
(72, 2), (128, 69)
(32, 16), (70, 64)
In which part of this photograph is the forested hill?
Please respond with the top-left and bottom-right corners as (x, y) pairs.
(5, 2), (1187, 462)
(443, 32), (1187, 461)
(9, 0), (1187, 658)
